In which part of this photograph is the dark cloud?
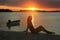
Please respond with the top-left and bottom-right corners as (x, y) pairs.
(0, 0), (26, 6)
(0, 0), (60, 8)
(35, 0), (60, 8)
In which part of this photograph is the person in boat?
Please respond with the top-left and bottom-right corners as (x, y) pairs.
(25, 16), (54, 34)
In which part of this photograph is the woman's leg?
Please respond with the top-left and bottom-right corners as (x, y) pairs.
(35, 25), (54, 34)
(35, 25), (46, 32)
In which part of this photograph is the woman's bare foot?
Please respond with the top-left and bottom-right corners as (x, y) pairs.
(46, 31), (55, 34)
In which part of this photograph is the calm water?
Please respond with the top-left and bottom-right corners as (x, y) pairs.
(0, 12), (60, 34)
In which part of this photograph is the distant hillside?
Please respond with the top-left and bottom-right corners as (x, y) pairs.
(0, 9), (13, 12)
(18, 10), (60, 12)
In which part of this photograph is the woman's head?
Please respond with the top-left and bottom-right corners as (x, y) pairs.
(27, 16), (32, 21)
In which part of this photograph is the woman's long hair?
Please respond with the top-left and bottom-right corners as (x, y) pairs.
(27, 16), (32, 22)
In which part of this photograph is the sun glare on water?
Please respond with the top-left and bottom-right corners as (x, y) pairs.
(26, 7), (39, 26)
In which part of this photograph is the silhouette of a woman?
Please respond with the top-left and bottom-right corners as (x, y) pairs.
(25, 16), (54, 34)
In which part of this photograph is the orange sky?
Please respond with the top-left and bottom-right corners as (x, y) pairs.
(0, 5), (60, 11)
(0, 1), (60, 11)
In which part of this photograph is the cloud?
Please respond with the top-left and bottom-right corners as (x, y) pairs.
(35, 0), (60, 8)
(0, 0), (60, 8)
(0, 0), (26, 6)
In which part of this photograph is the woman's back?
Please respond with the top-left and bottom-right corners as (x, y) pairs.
(27, 16), (35, 32)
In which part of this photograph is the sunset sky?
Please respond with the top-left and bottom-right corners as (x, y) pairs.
(0, 0), (60, 11)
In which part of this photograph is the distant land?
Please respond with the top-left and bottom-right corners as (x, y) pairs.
(0, 9), (13, 12)
(19, 10), (60, 12)
(0, 9), (60, 12)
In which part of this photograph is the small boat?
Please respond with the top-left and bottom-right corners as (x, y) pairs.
(6, 20), (20, 29)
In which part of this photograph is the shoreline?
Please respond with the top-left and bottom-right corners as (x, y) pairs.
(0, 31), (60, 40)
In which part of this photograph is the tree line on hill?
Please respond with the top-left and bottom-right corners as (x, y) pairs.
(0, 9), (60, 12)
(0, 9), (13, 12)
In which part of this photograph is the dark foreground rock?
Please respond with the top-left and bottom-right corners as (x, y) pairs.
(0, 31), (60, 40)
